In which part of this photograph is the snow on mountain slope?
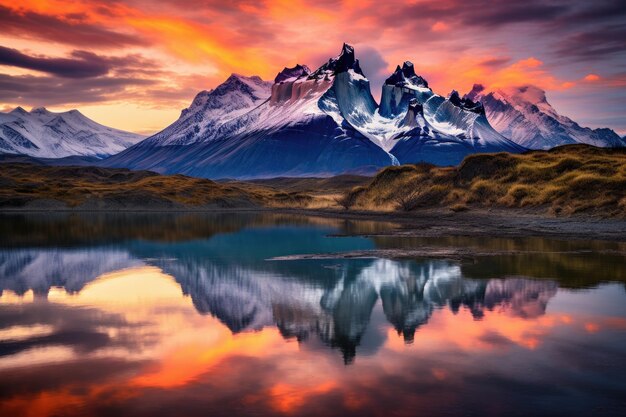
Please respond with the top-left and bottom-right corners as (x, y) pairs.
(0, 107), (144, 159)
(142, 74), (272, 147)
(373, 62), (526, 165)
(465, 84), (626, 149)
(103, 44), (397, 178)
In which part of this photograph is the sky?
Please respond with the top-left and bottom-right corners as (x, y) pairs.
(0, 0), (624, 135)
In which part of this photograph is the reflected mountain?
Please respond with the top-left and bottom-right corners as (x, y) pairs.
(0, 249), (141, 297)
(0, 242), (558, 363)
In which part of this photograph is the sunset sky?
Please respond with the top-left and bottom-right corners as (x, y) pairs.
(0, 0), (624, 135)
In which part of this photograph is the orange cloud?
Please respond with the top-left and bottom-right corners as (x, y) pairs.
(584, 73), (600, 81)
(423, 55), (576, 95)
(431, 21), (450, 32)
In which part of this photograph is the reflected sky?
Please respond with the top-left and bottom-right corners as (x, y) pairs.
(0, 214), (625, 417)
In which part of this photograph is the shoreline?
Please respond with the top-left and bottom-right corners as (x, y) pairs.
(3, 206), (626, 242)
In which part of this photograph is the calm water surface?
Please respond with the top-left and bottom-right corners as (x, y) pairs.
(0, 213), (625, 417)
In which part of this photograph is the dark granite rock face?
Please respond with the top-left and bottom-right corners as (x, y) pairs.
(384, 61), (429, 88)
(310, 43), (364, 78)
(274, 64), (311, 83)
(448, 90), (485, 115)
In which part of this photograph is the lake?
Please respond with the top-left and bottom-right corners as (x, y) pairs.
(1, 213), (625, 417)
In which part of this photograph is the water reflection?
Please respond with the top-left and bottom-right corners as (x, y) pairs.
(0, 213), (625, 417)
(1, 247), (560, 363)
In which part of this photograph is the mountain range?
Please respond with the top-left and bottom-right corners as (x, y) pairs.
(103, 44), (527, 178)
(0, 107), (143, 159)
(465, 84), (625, 149)
(1, 43), (624, 178)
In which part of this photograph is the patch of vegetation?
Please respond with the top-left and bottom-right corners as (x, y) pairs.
(0, 164), (312, 209)
(342, 145), (626, 217)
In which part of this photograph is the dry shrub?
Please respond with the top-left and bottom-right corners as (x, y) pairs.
(501, 184), (534, 206)
(468, 180), (502, 203)
(394, 185), (449, 211)
(458, 153), (518, 181)
(335, 186), (365, 210)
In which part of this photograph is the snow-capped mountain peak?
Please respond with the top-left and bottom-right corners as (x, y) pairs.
(375, 61), (525, 162)
(385, 61), (429, 90)
(30, 107), (51, 115)
(466, 84), (625, 149)
(309, 43), (364, 79)
(104, 43), (398, 177)
(0, 107), (144, 159)
(10, 106), (28, 115)
(136, 73), (273, 148)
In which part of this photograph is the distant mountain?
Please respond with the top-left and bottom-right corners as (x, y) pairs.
(0, 107), (144, 159)
(378, 62), (525, 165)
(103, 44), (525, 178)
(140, 74), (273, 147)
(465, 84), (625, 149)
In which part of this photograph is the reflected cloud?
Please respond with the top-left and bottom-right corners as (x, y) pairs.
(0, 301), (152, 360)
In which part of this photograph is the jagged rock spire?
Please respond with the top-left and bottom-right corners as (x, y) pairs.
(274, 64), (311, 83)
(448, 90), (485, 115)
(384, 61), (429, 88)
(309, 43), (365, 79)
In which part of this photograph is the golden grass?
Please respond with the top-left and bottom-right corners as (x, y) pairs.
(344, 145), (626, 217)
(0, 164), (315, 209)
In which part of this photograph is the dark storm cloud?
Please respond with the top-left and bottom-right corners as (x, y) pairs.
(0, 46), (194, 106)
(0, 73), (156, 106)
(358, 0), (573, 30)
(554, 24), (626, 60)
(0, 69), (202, 108)
(0, 46), (111, 78)
(566, 0), (626, 23)
(462, 1), (570, 26)
(0, 5), (147, 48)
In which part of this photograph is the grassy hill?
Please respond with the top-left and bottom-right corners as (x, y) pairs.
(340, 145), (626, 217)
(0, 164), (313, 209)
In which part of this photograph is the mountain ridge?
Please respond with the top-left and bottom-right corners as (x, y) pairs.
(103, 44), (527, 178)
(465, 84), (625, 149)
(0, 107), (144, 159)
